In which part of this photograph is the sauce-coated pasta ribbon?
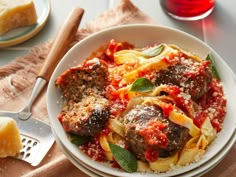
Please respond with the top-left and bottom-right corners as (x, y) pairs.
(142, 97), (200, 137)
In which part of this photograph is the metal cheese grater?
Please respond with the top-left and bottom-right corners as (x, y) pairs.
(0, 7), (84, 166)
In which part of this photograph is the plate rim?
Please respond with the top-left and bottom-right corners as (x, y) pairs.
(51, 129), (100, 177)
(53, 126), (236, 177)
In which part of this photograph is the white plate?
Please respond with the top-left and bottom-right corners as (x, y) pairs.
(47, 24), (236, 177)
(0, 0), (50, 48)
(53, 126), (236, 177)
(57, 126), (236, 177)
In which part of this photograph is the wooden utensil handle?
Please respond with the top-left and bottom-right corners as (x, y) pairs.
(37, 7), (84, 81)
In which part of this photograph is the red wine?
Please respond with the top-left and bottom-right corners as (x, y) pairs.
(161, 0), (215, 20)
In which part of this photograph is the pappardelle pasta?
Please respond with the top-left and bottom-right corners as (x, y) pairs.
(55, 40), (226, 173)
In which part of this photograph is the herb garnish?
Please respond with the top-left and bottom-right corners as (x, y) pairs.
(142, 44), (164, 57)
(129, 77), (155, 92)
(69, 134), (91, 146)
(206, 54), (220, 80)
(109, 143), (137, 173)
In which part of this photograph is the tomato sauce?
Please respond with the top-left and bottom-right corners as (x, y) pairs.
(195, 78), (226, 132)
(145, 148), (159, 162)
(138, 120), (169, 148)
(80, 135), (105, 162)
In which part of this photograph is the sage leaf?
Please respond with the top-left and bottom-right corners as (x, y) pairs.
(109, 143), (137, 173)
(206, 54), (220, 80)
(69, 134), (91, 146)
(142, 44), (164, 57)
(129, 77), (155, 92)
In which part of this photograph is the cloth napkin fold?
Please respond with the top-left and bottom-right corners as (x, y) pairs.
(0, 0), (235, 177)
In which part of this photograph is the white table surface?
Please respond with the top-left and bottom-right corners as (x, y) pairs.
(0, 0), (236, 75)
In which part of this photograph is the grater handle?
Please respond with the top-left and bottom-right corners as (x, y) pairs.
(37, 7), (84, 81)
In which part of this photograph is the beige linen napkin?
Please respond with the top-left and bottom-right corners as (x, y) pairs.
(0, 0), (235, 177)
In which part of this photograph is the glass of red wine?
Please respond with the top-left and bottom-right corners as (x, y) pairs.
(160, 0), (215, 20)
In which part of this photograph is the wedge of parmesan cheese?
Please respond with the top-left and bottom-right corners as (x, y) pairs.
(0, 117), (22, 158)
(0, 0), (37, 35)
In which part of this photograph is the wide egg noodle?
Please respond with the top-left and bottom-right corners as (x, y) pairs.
(149, 153), (178, 172)
(99, 133), (113, 161)
(141, 93), (200, 137)
(200, 116), (217, 144)
(107, 118), (125, 137)
(177, 147), (205, 166)
(151, 85), (195, 118)
(99, 128), (125, 161)
(168, 110), (200, 137)
(169, 44), (202, 62)
(137, 161), (152, 172)
(113, 44), (180, 85)
(177, 117), (216, 166)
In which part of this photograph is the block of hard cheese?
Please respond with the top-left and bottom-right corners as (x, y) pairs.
(0, 0), (37, 35)
(0, 117), (22, 158)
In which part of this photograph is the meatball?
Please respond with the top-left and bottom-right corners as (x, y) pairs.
(123, 104), (189, 161)
(56, 58), (110, 136)
(153, 58), (212, 101)
(55, 58), (108, 102)
(59, 95), (110, 136)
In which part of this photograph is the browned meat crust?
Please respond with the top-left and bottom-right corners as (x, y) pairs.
(153, 58), (212, 101)
(124, 104), (189, 161)
(59, 95), (110, 136)
(55, 58), (108, 102)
